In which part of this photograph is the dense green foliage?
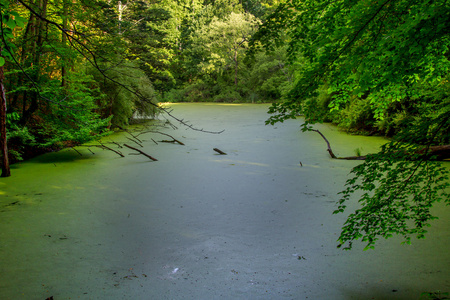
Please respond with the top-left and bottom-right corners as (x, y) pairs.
(1, 0), (448, 251)
(254, 0), (450, 131)
(0, 0), (162, 164)
(163, 0), (287, 103)
(335, 113), (450, 250)
(252, 0), (450, 249)
(1, 0), (287, 167)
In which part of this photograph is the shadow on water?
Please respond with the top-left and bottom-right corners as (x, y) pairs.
(26, 148), (96, 164)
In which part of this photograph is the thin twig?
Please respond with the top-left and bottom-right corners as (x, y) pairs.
(71, 147), (82, 156)
(117, 125), (142, 143)
(110, 141), (123, 148)
(126, 137), (143, 147)
(139, 130), (185, 145)
(96, 142), (124, 157)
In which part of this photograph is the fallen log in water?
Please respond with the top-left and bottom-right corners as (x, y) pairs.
(312, 129), (450, 160)
(416, 144), (450, 160)
(124, 144), (158, 161)
(311, 129), (337, 159)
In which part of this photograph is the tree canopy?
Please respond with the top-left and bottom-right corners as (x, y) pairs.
(252, 0), (450, 125)
(0, 0), (448, 251)
(251, 0), (450, 249)
(0, 0), (163, 173)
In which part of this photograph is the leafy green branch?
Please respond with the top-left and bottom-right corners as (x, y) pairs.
(334, 111), (450, 250)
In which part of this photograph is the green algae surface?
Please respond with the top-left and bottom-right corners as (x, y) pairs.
(0, 104), (448, 299)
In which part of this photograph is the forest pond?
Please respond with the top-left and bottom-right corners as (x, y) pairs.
(0, 103), (449, 299)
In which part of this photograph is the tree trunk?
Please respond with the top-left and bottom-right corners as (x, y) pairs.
(61, 0), (68, 87)
(234, 48), (238, 86)
(0, 63), (11, 177)
(22, 0), (48, 124)
(18, 13), (36, 121)
(417, 145), (450, 160)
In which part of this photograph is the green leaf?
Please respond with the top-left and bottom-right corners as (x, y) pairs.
(0, 57), (5, 66)
(10, 12), (26, 28)
(1, 49), (12, 60)
(2, 27), (14, 39)
(9, 11), (20, 18)
(6, 17), (15, 29)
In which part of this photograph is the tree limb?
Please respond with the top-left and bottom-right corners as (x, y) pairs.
(138, 130), (184, 145)
(123, 144), (157, 161)
(312, 129), (450, 161)
(96, 142), (125, 157)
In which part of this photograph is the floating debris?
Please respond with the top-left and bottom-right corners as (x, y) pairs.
(213, 148), (227, 155)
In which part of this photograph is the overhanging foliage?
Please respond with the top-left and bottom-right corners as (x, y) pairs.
(252, 0), (450, 249)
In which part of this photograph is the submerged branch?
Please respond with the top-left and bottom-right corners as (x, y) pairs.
(71, 147), (83, 156)
(213, 148), (227, 155)
(95, 143), (125, 157)
(126, 137), (143, 147)
(312, 129), (450, 161)
(123, 144), (158, 161)
(138, 130), (185, 145)
(311, 129), (339, 159)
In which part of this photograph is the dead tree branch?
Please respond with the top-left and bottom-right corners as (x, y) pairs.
(124, 144), (158, 161)
(126, 137), (143, 147)
(138, 130), (185, 145)
(111, 141), (123, 148)
(117, 125), (143, 143)
(311, 129), (338, 159)
(311, 129), (450, 160)
(312, 129), (366, 160)
(213, 148), (227, 155)
(95, 142), (125, 157)
(71, 147), (83, 156)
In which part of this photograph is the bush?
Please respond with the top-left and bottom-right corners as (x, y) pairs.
(213, 87), (243, 102)
(163, 88), (184, 103)
(182, 81), (214, 102)
(331, 96), (376, 133)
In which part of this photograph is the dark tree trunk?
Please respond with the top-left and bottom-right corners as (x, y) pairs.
(21, 0), (48, 125)
(0, 64), (11, 177)
(61, 0), (69, 87)
(234, 49), (238, 86)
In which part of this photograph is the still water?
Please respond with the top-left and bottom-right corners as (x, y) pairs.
(0, 104), (448, 299)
